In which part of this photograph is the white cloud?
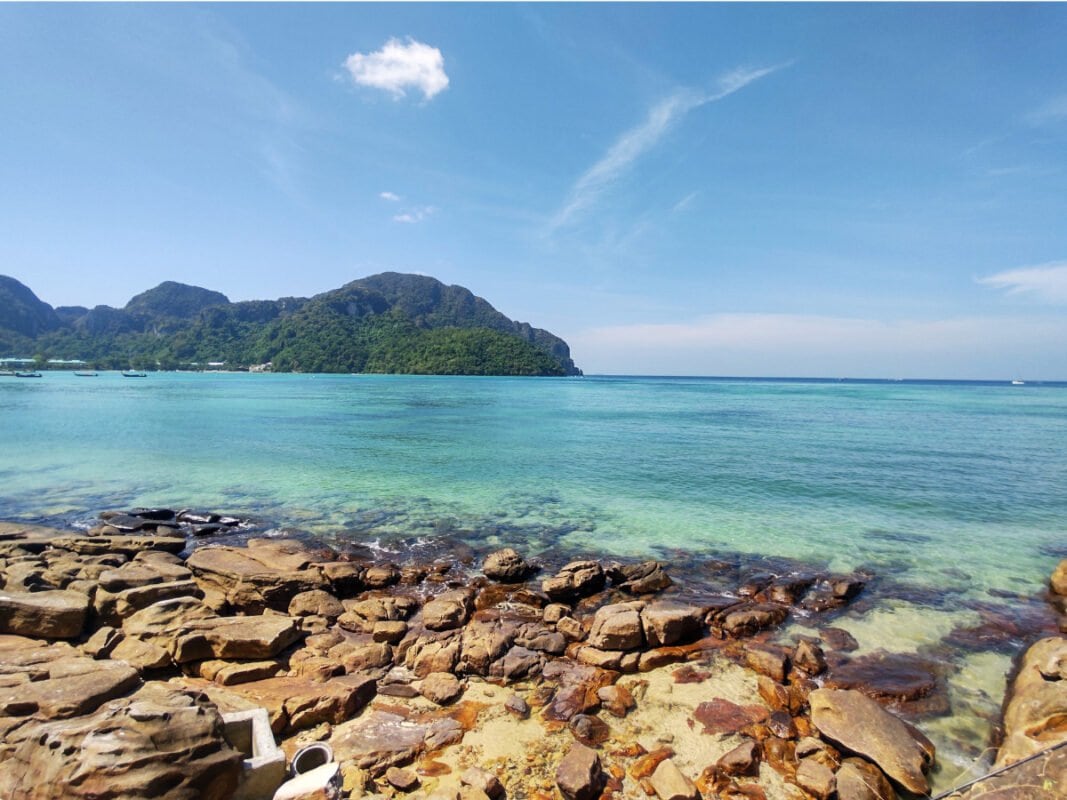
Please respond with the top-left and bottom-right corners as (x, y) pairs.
(672, 191), (698, 213)
(343, 37), (449, 100)
(548, 64), (786, 231)
(978, 261), (1067, 304)
(392, 205), (435, 224)
(569, 313), (1067, 379)
(379, 191), (401, 202)
(1026, 94), (1067, 125)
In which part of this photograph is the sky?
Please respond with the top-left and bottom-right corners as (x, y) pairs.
(2, 3), (1067, 379)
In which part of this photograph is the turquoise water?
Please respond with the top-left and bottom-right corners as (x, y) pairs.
(2, 372), (1066, 596)
(3, 371), (1066, 781)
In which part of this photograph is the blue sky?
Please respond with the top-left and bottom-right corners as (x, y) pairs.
(2, 3), (1067, 378)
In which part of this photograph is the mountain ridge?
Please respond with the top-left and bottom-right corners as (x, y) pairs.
(0, 273), (581, 376)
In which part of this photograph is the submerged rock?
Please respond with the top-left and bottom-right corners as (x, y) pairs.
(809, 687), (934, 795)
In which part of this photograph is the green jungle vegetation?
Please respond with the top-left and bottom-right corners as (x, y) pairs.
(0, 273), (581, 376)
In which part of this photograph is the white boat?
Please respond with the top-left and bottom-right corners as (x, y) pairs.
(1011, 380), (1025, 385)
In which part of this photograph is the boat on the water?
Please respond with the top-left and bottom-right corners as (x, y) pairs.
(1011, 380), (1025, 385)
(74, 371), (98, 377)
(121, 371), (148, 378)
(14, 371), (42, 378)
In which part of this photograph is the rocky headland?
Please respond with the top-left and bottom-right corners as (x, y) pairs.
(0, 510), (1064, 800)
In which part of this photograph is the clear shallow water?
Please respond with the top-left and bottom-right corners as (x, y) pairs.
(3, 373), (1065, 596)
(3, 372), (1066, 786)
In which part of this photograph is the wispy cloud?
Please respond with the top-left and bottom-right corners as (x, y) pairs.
(672, 191), (698, 213)
(343, 37), (449, 101)
(1025, 94), (1067, 126)
(979, 261), (1067, 303)
(379, 191), (401, 202)
(548, 64), (787, 232)
(393, 205), (436, 224)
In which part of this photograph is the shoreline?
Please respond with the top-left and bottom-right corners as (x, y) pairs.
(1, 507), (1064, 799)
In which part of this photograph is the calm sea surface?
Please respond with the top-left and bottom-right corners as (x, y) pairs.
(2, 372), (1065, 783)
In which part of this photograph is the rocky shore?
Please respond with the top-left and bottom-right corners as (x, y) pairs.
(0, 509), (1065, 800)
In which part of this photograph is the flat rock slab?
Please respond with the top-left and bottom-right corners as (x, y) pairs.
(330, 708), (459, 776)
(186, 542), (329, 612)
(171, 615), (302, 663)
(810, 687), (933, 795)
(693, 698), (769, 735)
(0, 682), (241, 800)
(0, 657), (140, 719)
(219, 674), (376, 734)
(0, 589), (89, 639)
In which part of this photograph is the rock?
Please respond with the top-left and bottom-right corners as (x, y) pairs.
(544, 603), (570, 624)
(793, 639), (827, 675)
(0, 654), (140, 718)
(491, 644), (545, 681)
(543, 561), (605, 602)
(186, 542), (329, 613)
(835, 757), (895, 800)
(0, 683), (242, 800)
(460, 766), (505, 799)
(825, 649), (940, 704)
(330, 709), (458, 776)
(795, 758), (836, 800)
(649, 758), (699, 800)
(821, 626), (859, 652)
(224, 674), (376, 734)
(110, 636), (173, 671)
(94, 579), (204, 626)
(483, 548), (533, 582)
(339, 595), (417, 632)
(745, 643), (790, 683)
(1052, 560), (1067, 596)
(610, 561), (673, 595)
(720, 603), (788, 637)
(809, 687), (933, 795)
(542, 659), (616, 722)
(556, 742), (605, 800)
(200, 659), (283, 686)
(716, 739), (760, 777)
(363, 564), (400, 589)
(504, 693), (530, 718)
(386, 766), (420, 791)
(640, 603), (702, 648)
(587, 602), (644, 651)
(419, 672), (464, 705)
(373, 620), (409, 644)
(597, 684), (636, 717)
(0, 589), (89, 639)
(997, 636), (1067, 766)
(422, 590), (473, 631)
(557, 616), (585, 642)
(289, 590), (344, 620)
(50, 534), (187, 558)
(171, 615), (303, 663)
(320, 562), (364, 597)
(693, 698), (768, 735)
(569, 713), (611, 746)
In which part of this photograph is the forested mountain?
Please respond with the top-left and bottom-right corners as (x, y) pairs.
(0, 273), (581, 376)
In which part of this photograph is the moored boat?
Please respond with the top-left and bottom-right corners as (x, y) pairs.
(14, 371), (42, 378)
(121, 371), (148, 378)
(74, 371), (98, 377)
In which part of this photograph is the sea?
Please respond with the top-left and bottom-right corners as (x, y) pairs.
(2, 371), (1065, 789)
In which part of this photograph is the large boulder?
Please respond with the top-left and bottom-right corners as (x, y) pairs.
(482, 548), (533, 582)
(542, 561), (605, 602)
(641, 602), (703, 647)
(996, 636), (1067, 767)
(0, 589), (89, 639)
(330, 708), (463, 776)
(217, 674), (377, 735)
(185, 540), (329, 612)
(0, 683), (241, 800)
(170, 615), (303, 663)
(809, 688), (934, 795)
(587, 602), (644, 651)
(0, 650), (140, 719)
(556, 742), (605, 800)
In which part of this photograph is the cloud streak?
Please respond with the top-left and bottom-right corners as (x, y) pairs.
(979, 261), (1067, 304)
(392, 205), (435, 224)
(344, 37), (449, 101)
(548, 64), (786, 231)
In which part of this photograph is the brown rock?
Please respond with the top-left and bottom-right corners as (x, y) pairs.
(1051, 560), (1067, 596)
(543, 561), (605, 602)
(597, 684), (636, 717)
(649, 758), (699, 800)
(171, 615), (303, 663)
(997, 636), (1067, 767)
(460, 766), (504, 799)
(373, 620), (409, 644)
(795, 758), (835, 800)
(721, 603), (788, 637)
(693, 698), (768, 735)
(226, 673), (376, 734)
(716, 739), (760, 777)
(542, 659), (617, 721)
(0, 656), (140, 718)
(419, 672), (464, 705)
(504, 693), (529, 718)
(288, 590), (344, 619)
(386, 766), (420, 791)
(186, 541), (330, 612)
(422, 590), (473, 631)
(330, 708), (460, 776)
(640, 602), (703, 647)
(611, 561), (673, 595)
(0, 683), (241, 800)
(482, 548), (533, 582)
(810, 687), (933, 795)
(745, 643), (790, 683)
(835, 757), (895, 800)
(587, 602), (644, 651)
(569, 713), (611, 746)
(556, 742), (605, 800)
(363, 564), (400, 589)
(557, 616), (586, 642)
(0, 589), (89, 639)
(793, 639), (827, 675)
(110, 636), (173, 671)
